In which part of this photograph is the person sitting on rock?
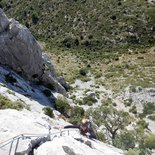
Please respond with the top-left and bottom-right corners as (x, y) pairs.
(63, 118), (97, 139)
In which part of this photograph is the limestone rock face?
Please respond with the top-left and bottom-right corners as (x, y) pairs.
(0, 15), (43, 80)
(0, 9), (67, 96)
(0, 109), (124, 155)
(0, 9), (9, 33)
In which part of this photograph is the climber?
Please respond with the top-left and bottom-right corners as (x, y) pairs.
(63, 118), (97, 139)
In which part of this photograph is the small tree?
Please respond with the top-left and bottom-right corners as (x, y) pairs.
(87, 105), (131, 140)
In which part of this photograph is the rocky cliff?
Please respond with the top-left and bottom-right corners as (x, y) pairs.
(0, 109), (124, 155)
(0, 64), (125, 155)
(0, 9), (67, 96)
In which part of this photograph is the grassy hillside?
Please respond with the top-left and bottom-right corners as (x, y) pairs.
(1, 0), (155, 52)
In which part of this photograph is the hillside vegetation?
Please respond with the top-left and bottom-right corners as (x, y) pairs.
(1, 0), (155, 52)
(0, 0), (155, 90)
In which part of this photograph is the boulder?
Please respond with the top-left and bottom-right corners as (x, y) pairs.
(0, 9), (67, 96)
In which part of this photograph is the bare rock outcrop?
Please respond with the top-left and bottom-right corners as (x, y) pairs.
(0, 9), (67, 96)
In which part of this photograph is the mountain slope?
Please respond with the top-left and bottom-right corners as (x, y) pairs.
(1, 0), (155, 51)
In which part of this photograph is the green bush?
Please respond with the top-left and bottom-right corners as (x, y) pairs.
(112, 102), (117, 107)
(79, 68), (88, 76)
(96, 131), (106, 142)
(55, 97), (71, 117)
(124, 98), (133, 107)
(137, 119), (148, 129)
(70, 106), (85, 118)
(82, 95), (97, 106)
(126, 148), (151, 155)
(148, 115), (155, 121)
(69, 116), (81, 125)
(102, 98), (112, 106)
(144, 134), (155, 149)
(113, 131), (135, 150)
(32, 13), (39, 24)
(142, 103), (155, 116)
(43, 106), (54, 118)
(69, 106), (85, 125)
(129, 86), (137, 93)
(75, 99), (83, 105)
(0, 95), (24, 110)
(126, 148), (141, 155)
(129, 105), (137, 114)
(62, 37), (79, 48)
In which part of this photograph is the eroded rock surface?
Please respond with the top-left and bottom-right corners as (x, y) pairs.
(0, 9), (67, 96)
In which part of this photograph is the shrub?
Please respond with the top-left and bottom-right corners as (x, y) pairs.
(144, 134), (155, 149)
(43, 106), (54, 118)
(32, 13), (39, 24)
(129, 86), (137, 93)
(70, 106), (85, 118)
(69, 116), (81, 125)
(148, 115), (155, 121)
(75, 99), (83, 105)
(79, 68), (88, 76)
(82, 95), (97, 106)
(0, 95), (24, 110)
(126, 148), (151, 155)
(95, 72), (102, 78)
(96, 131), (106, 142)
(126, 148), (141, 155)
(137, 56), (144, 59)
(62, 37), (79, 48)
(55, 97), (71, 117)
(129, 105), (137, 114)
(112, 102), (117, 107)
(69, 106), (85, 125)
(102, 98), (112, 106)
(124, 98), (132, 107)
(142, 103), (155, 116)
(113, 131), (136, 150)
(137, 119), (148, 129)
